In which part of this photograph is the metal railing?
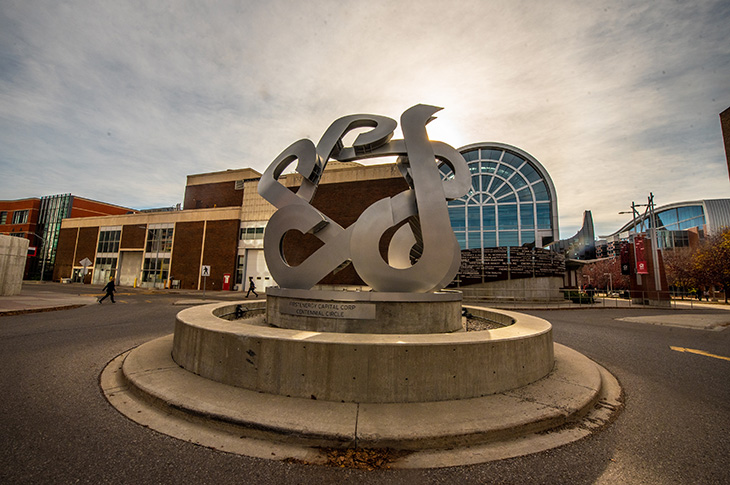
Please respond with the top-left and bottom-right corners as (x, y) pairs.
(458, 288), (727, 310)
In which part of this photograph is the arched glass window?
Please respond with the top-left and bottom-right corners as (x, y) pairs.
(440, 144), (556, 249)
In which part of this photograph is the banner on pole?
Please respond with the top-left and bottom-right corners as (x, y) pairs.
(635, 236), (648, 274)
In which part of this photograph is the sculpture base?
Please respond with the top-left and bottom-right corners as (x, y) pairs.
(265, 287), (463, 334)
(172, 300), (554, 403)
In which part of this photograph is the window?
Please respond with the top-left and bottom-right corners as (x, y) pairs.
(532, 181), (549, 201)
(146, 227), (173, 253)
(463, 150), (479, 161)
(0, 211), (6, 224)
(520, 204), (535, 229)
(93, 257), (118, 284)
(467, 206), (481, 232)
(677, 205), (703, 221)
(97, 229), (121, 254)
(12, 210), (28, 224)
(240, 227), (265, 240)
(480, 149), (502, 161)
(520, 163), (542, 183)
(443, 145), (555, 252)
(482, 205), (496, 230)
(142, 257), (170, 283)
(499, 231), (519, 246)
(501, 152), (525, 169)
(536, 203), (551, 229)
(235, 254), (246, 285)
(449, 207), (466, 231)
(521, 231), (536, 246)
(510, 173), (528, 190)
(498, 205), (519, 230)
(496, 164), (514, 179)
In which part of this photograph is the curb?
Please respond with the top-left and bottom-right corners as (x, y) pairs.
(101, 335), (622, 467)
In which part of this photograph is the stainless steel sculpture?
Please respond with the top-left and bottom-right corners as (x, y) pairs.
(258, 104), (470, 292)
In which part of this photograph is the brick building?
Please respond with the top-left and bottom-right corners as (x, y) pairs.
(0, 194), (133, 279)
(53, 162), (408, 290)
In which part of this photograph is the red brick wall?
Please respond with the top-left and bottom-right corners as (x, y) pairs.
(201, 220), (239, 290)
(0, 198), (41, 237)
(76, 227), (100, 266)
(121, 224), (147, 249)
(70, 197), (132, 218)
(53, 227), (79, 280)
(183, 181), (243, 210)
(281, 177), (410, 286)
(170, 221), (205, 290)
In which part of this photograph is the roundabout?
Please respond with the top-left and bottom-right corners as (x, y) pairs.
(101, 105), (621, 468)
(100, 299), (621, 468)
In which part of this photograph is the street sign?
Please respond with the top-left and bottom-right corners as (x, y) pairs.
(28, 246), (37, 257)
(80, 257), (92, 267)
(201, 265), (211, 277)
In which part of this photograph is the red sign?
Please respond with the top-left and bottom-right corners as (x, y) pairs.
(27, 246), (37, 257)
(222, 273), (231, 291)
(635, 236), (648, 274)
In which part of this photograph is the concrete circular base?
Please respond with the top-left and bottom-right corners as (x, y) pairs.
(265, 287), (463, 334)
(172, 301), (554, 403)
(101, 335), (622, 468)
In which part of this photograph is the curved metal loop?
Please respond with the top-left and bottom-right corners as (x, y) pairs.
(259, 104), (470, 293)
(349, 105), (463, 292)
(317, 114), (397, 162)
(259, 138), (322, 207)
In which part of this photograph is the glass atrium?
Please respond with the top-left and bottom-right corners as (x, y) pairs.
(440, 144), (559, 250)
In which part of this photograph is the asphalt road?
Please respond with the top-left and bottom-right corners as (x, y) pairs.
(1, 290), (729, 484)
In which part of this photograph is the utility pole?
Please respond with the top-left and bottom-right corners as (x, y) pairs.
(647, 193), (662, 292)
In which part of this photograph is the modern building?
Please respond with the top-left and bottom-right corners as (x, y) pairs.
(444, 142), (559, 251)
(600, 199), (730, 251)
(546, 211), (596, 260)
(0, 194), (133, 279)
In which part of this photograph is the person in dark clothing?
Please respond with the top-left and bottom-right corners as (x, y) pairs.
(245, 276), (258, 298)
(99, 278), (116, 304)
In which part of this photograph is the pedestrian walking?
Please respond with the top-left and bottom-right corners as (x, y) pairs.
(245, 276), (258, 298)
(99, 277), (116, 304)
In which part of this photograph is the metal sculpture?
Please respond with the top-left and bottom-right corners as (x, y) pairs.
(258, 104), (470, 292)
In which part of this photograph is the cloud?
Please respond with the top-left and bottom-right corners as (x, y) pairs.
(1, 0), (728, 237)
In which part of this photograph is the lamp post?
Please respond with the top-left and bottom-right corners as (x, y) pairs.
(647, 193), (662, 292)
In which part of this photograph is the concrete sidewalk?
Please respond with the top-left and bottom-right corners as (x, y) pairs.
(0, 282), (262, 316)
(0, 286), (97, 315)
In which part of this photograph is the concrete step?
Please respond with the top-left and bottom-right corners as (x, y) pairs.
(101, 335), (621, 467)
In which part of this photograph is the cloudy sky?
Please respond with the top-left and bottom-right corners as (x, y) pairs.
(1, 0), (728, 237)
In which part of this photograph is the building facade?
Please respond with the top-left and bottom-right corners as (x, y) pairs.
(53, 142), (565, 291)
(445, 143), (559, 251)
(54, 163), (410, 290)
(600, 199), (730, 253)
(0, 194), (132, 279)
